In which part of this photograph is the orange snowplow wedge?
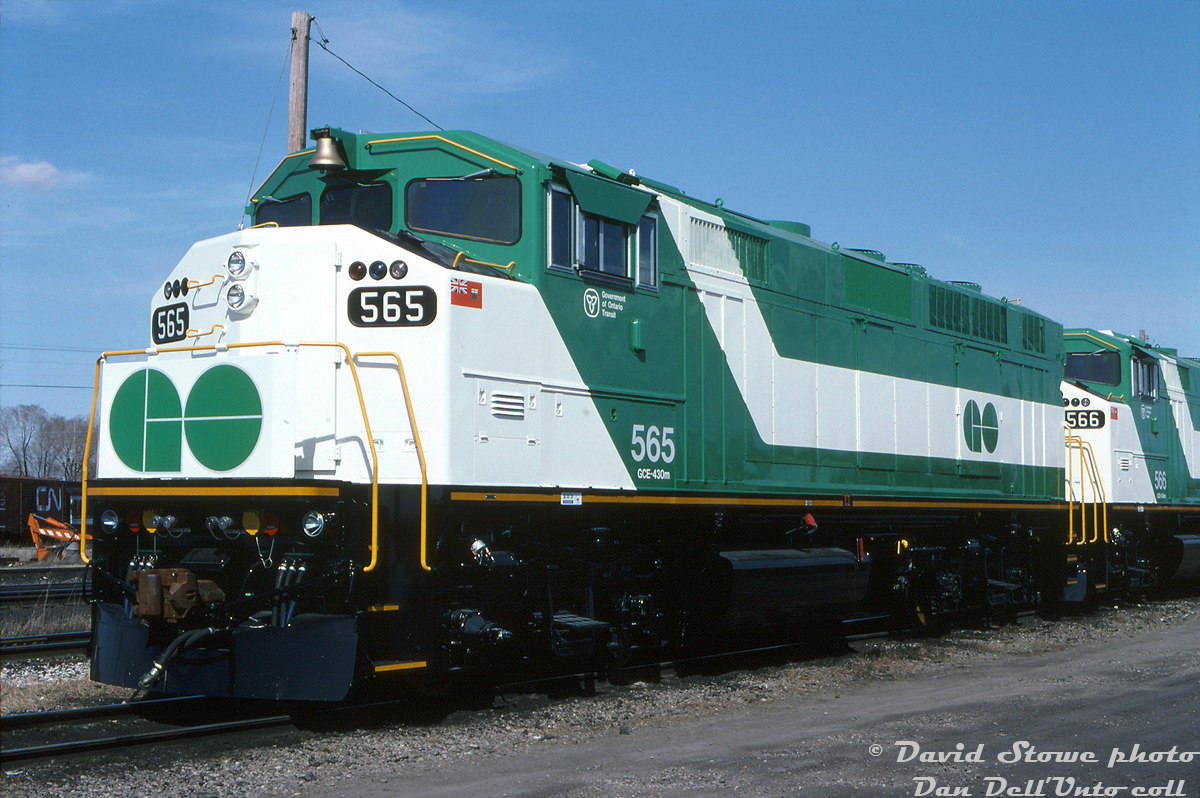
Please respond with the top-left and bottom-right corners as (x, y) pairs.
(28, 513), (80, 561)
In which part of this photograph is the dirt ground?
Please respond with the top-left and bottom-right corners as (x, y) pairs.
(3, 598), (1197, 798)
(299, 601), (1200, 798)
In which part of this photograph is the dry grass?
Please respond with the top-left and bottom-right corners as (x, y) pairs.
(1, 544), (38, 563)
(0, 601), (91, 638)
(1, 543), (90, 637)
(2, 543), (81, 565)
(0, 661), (131, 715)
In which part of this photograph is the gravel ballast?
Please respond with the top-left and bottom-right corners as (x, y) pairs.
(2, 596), (1197, 797)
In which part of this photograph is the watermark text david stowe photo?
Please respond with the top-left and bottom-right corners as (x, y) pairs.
(865, 740), (1198, 796)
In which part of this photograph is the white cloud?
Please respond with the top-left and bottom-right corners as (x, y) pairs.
(0, 156), (92, 190)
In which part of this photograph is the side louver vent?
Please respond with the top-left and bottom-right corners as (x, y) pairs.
(490, 391), (526, 420)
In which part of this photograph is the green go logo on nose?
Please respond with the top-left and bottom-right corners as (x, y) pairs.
(110, 365), (263, 472)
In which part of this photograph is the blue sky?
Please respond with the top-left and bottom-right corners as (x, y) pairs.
(2, 0), (1197, 419)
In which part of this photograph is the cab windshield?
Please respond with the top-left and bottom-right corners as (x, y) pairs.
(1064, 350), (1121, 386)
(406, 174), (521, 245)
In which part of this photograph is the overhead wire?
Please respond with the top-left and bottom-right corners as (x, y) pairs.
(241, 34), (295, 228)
(310, 19), (443, 131)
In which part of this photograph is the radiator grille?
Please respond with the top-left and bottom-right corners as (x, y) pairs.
(690, 218), (770, 284)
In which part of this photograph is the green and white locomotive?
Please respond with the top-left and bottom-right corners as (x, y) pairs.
(84, 128), (1199, 700)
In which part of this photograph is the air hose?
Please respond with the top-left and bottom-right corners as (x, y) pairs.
(137, 627), (218, 690)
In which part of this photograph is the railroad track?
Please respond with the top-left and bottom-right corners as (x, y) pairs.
(0, 610), (1010, 766)
(0, 631), (91, 661)
(0, 582), (88, 604)
(0, 625), (894, 765)
(0, 565), (88, 581)
(0, 696), (294, 765)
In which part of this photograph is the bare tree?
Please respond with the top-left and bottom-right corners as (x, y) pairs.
(1, 404), (50, 477)
(45, 414), (97, 480)
(1, 405), (97, 480)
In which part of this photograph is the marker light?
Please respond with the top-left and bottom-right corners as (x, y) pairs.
(302, 511), (326, 538)
(369, 261), (387, 280)
(349, 261), (367, 280)
(227, 251), (248, 278)
(390, 260), (408, 279)
(100, 510), (120, 534)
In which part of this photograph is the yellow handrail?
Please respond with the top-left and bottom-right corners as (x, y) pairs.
(187, 274), (226, 290)
(81, 341), (383, 572)
(1064, 331), (1121, 351)
(449, 250), (516, 277)
(355, 352), (431, 572)
(462, 255), (516, 276)
(184, 324), (225, 339)
(1065, 433), (1107, 545)
(364, 134), (518, 173)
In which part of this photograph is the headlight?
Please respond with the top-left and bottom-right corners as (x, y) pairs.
(302, 511), (326, 538)
(390, 260), (408, 279)
(100, 509), (120, 534)
(227, 283), (260, 314)
(227, 251), (248, 278)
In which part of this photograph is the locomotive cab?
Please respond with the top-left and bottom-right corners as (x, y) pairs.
(1061, 329), (1200, 593)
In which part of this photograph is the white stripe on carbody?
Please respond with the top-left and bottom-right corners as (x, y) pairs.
(663, 201), (1061, 473)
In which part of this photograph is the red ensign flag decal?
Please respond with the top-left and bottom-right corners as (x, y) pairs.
(450, 277), (483, 309)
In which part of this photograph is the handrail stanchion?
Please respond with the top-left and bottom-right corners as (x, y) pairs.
(354, 352), (431, 572)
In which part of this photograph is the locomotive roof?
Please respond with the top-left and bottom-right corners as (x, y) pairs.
(251, 127), (1058, 332)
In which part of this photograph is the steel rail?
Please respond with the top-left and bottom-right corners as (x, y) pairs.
(0, 631), (90, 658)
(0, 714), (293, 764)
(0, 696), (205, 732)
(0, 566), (88, 580)
(0, 583), (87, 604)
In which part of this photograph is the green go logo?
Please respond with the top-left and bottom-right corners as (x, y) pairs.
(110, 365), (263, 472)
(962, 400), (999, 454)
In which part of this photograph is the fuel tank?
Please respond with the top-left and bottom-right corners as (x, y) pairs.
(714, 547), (870, 631)
(1162, 534), (1200, 585)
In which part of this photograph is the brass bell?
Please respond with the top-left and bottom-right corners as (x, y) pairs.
(309, 135), (347, 172)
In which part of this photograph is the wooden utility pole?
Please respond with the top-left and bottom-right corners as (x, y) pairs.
(288, 11), (312, 154)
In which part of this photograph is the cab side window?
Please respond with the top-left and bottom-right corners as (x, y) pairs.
(1132, 357), (1159, 400)
(549, 184), (657, 289)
